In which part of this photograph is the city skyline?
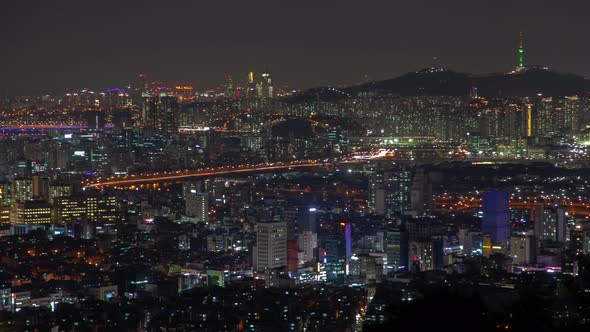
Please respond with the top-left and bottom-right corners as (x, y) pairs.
(1, 1), (589, 94)
(3, 2), (590, 331)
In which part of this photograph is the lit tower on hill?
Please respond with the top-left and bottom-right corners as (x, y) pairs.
(516, 32), (525, 72)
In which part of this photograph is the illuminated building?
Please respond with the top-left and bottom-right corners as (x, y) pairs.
(324, 222), (351, 285)
(48, 183), (71, 205)
(254, 220), (287, 271)
(0, 182), (10, 225)
(482, 191), (511, 245)
(348, 255), (379, 282)
(408, 241), (433, 272)
(0, 182), (12, 208)
(563, 96), (580, 136)
(510, 235), (535, 266)
(246, 71), (257, 98)
(535, 97), (555, 137)
(298, 230), (317, 264)
(516, 31), (525, 72)
(206, 270), (230, 287)
(533, 206), (567, 246)
(141, 93), (180, 135)
(368, 169), (412, 215)
(185, 191), (208, 222)
(53, 196), (119, 224)
(12, 178), (32, 203)
(11, 200), (52, 224)
(257, 72), (273, 99)
(32, 175), (49, 201)
(88, 285), (118, 302)
(384, 229), (408, 272)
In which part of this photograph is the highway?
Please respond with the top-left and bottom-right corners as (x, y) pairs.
(84, 162), (331, 189)
(435, 195), (590, 217)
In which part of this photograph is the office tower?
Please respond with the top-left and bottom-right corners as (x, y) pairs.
(32, 175), (49, 201)
(12, 178), (32, 203)
(482, 191), (511, 244)
(254, 221), (287, 271)
(11, 201), (52, 224)
(90, 147), (110, 177)
(54, 196), (119, 224)
(298, 230), (317, 264)
(141, 93), (180, 135)
(369, 169), (412, 215)
(510, 235), (535, 266)
(246, 71), (257, 98)
(185, 191), (208, 222)
(299, 206), (318, 233)
(257, 72), (273, 99)
(324, 222), (351, 285)
(410, 168), (432, 214)
(384, 229), (408, 272)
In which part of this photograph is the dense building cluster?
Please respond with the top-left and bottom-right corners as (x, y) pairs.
(1, 54), (590, 330)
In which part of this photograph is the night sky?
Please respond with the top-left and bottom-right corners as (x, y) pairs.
(1, 1), (589, 94)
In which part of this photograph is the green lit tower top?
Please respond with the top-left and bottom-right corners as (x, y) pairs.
(517, 32), (524, 71)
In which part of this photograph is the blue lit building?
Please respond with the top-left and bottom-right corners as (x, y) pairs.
(482, 191), (511, 244)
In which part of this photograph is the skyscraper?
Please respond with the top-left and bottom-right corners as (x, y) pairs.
(257, 72), (273, 99)
(254, 221), (287, 271)
(482, 191), (511, 245)
(324, 222), (351, 285)
(140, 93), (180, 135)
(246, 71), (257, 98)
(410, 168), (433, 214)
(384, 229), (408, 272)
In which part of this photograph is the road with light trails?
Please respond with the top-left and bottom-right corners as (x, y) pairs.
(84, 162), (342, 189)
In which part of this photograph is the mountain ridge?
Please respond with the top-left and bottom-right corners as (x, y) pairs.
(286, 67), (590, 103)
